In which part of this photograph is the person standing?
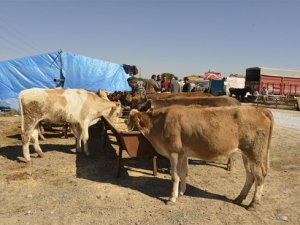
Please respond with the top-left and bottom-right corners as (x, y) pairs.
(145, 74), (160, 93)
(182, 77), (192, 92)
(170, 76), (180, 93)
(253, 89), (259, 102)
(156, 74), (162, 92)
(161, 76), (170, 92)
(262, 86), (268, 103)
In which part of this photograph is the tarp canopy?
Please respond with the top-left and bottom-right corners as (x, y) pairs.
(0, 51), (131, 109)
(199, 73), (222, 80)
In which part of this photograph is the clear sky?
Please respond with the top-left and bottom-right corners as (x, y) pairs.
(0, 0), (299, 78)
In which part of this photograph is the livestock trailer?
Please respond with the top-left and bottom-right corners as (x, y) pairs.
(245, 67), (300, 96)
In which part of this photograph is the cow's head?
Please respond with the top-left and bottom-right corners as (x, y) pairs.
(97, 90), (109, 101)
(129, 93), (147, 109)
(106, 101), (122, 121)
(127, 109), (141, 131)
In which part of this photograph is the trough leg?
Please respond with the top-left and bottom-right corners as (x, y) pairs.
(152, 156), (157, 176)
(116, 146), (123, 177)
(104, 126), (109, 149)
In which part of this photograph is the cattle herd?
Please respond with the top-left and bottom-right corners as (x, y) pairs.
(18, 87), (274, 210)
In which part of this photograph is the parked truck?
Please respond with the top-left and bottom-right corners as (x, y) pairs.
(245, 67), (300, 96)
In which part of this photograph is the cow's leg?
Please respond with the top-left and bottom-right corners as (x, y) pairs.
(234, 154), (254, 204)
(22, 131), (32, 162)
(248, 163), (265, 209)
(22, 121), (39, 162)
(82, 125), (90, 156)
(38, 124), (46, 140)
(168, 152), (180, 204)
(75, 138), (82, 152)
(227, 151), (238, 171)
(61, 124), (68, 139)
(179, 153), (188, 196)
(31, 128), (45, 158)
(71, 124), (83, 152)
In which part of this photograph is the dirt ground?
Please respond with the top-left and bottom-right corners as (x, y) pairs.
(0, 108), (299, 225)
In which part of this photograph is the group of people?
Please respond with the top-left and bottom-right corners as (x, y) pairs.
(127, 74), (193, 96)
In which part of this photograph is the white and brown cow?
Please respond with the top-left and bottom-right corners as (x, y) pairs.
(18, 88), (121, 161)
(128, 105), (273, 208)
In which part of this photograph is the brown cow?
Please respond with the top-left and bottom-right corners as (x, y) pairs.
(128, 105), (273, 208)
(147, 91), (211, 100)
(137, 96), (240, 112)
(19, 88), (121, 161)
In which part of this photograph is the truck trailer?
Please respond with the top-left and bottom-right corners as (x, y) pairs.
(245, 67), (300, 96)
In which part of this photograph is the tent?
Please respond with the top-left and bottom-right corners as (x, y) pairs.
(199, 72), (223, 80)
(0, 51), (132, 109)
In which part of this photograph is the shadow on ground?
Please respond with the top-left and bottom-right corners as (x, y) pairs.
(0, 143), (75, 162)
(75, 138), (243, 208)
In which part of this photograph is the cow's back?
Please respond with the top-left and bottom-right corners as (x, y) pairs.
(147, 92), (211, 100)
(152, 96), (240, 108)
(19, 88), (90, 125)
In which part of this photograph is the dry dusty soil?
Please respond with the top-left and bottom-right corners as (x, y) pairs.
(0, 108), (299, 225)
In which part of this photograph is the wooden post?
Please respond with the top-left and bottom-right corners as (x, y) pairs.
(152, 156), (157, 176)
(116, 147), (123, 177)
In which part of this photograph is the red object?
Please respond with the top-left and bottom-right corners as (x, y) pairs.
(199, 73), (222, 80)
(245, 67), (300, 96)
(161, 79), (170, 92)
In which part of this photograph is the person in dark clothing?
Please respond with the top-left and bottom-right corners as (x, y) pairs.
(182, 77), (192, 92)
(127, 77), (146, 96)
(156, 74), (162, 92)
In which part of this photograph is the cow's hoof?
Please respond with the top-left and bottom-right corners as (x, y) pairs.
(166, 200), (176, 205)
(24, 158), (32, 164)
(166, 196), (177, 205)
(37, 152), (45, 158)
(23, 157), (31, 162)
(179, 192), (184, 196)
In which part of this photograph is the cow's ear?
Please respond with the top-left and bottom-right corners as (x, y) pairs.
(129, 109), (139, 117)
(143, 99), (153, 112)
(97, 89), (108, 99)
(149, 99), (154, 109)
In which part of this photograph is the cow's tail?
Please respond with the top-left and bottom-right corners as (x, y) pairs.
(263, 109), (274, 177)
(18, 91), (24, 132)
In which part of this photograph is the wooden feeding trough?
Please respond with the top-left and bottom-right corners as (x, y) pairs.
(101, 116), (158, 177)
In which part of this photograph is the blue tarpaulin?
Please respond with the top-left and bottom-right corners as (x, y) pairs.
(0, 51), (131, 109)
